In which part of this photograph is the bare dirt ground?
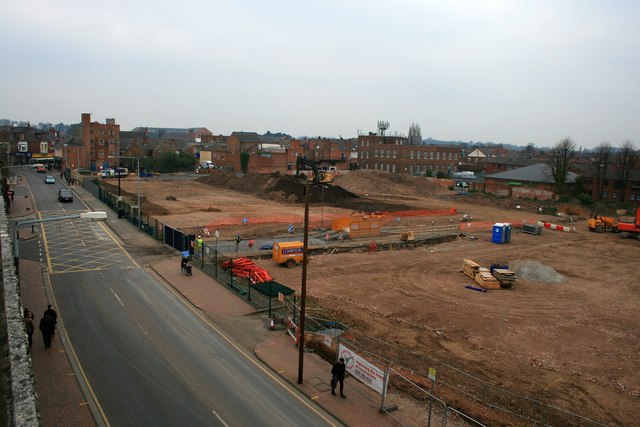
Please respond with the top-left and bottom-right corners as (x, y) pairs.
(113, 170), (639, 426)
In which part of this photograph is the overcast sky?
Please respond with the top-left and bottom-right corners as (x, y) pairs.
(1, 1), (639, 149)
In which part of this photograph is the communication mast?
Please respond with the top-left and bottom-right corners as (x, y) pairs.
(377, 120), (389, 137)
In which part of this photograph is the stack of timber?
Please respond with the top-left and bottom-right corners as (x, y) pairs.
(492, 269), (517, 288)
(475, 271), (501, 290)
(462, 259), (480, 279)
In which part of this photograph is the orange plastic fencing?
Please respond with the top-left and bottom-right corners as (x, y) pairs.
(458, 219), (539, 232)
(204, 208), (459, 231)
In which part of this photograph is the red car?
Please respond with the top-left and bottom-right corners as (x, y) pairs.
(36, 166), (46, 173)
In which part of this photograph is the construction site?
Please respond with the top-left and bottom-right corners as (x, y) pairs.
(108, 169), (639, 426)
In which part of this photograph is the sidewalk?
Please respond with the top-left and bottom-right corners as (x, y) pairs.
(13, 173), (395, 427)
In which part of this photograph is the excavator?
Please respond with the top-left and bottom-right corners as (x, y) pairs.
(616, 206), (640, 238)
(295, 156), (334, 184)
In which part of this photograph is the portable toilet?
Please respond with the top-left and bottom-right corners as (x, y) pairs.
(504, 223), (513, 243)
(492, 223), (505, 244)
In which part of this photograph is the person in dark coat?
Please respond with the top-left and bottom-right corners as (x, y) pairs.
(44, 305), (57, 336)
(39, 314), (56, 348)
(331, 357), (347, 397)
(24, 309), (35, 348)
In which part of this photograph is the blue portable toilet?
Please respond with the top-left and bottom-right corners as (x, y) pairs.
(492, 223), (505, 244)
(504, 223), (513, 243)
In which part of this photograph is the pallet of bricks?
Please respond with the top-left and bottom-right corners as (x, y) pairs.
(462, 259), (500, 290)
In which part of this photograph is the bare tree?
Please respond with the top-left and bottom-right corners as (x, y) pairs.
(592, 141), (612, 200)
(615, 140), (639, 202)
(407, 123), (422, 145)
(550, 137), (576, 194)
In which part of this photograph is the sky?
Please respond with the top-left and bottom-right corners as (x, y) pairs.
(1, 1), (639, 149)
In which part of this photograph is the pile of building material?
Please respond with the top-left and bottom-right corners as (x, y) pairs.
(462, 259), (480, 278)
(492, 269), (517, 288)
(475, 269), (501, 290)
(462, 259), (514, 290)
(522, 222), (543, 235)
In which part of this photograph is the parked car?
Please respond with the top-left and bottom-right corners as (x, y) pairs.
(36, 166), (47, 173)
(73, 168), (91, 175)
(58, 189), (73, 203)
(45, 175), (55, 184)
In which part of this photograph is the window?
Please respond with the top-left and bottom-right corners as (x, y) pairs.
(436, 152), (440, 160)
(99, 130), (103, 136)
(393, 150), (396, 158)
(99, 139), (104, 146)
(612, 192), (619, 199)
(40, 142), (48, 153)
(374, 149), (378, 158)
(602, 191), (608, 199)
(430, 152), (434, 159)
(109, 130), (114, 136)
(410, 150), (414, 159)
(98, 150), (104, 157)
(448, 152), (452, 160)
(18, 142), (28, 152)
(386, 150), (390, 158)
(392, 164), (396, 173)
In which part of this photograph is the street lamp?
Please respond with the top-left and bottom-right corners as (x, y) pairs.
(13, 211), (108, 274)
(110, 155), (141, 228)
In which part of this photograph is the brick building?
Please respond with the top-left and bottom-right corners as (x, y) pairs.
(357, 132), (461, 176)
(0, 123), (57, 166)
(68, 113), (120, 171)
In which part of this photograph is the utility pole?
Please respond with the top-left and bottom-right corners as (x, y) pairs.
(297, 180), (310, 384)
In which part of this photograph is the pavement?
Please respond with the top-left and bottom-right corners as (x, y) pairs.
(9, 171), (397, 427)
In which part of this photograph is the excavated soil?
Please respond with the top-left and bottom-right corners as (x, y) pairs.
(110, 170), (639, 426)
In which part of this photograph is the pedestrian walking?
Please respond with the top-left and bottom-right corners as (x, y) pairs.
(331, 357), (347, 398)
(44, 305), (57, 337)
(39, 313), (56, 349)
(24, 308), (34, 348)
(234, 234), (241, 252)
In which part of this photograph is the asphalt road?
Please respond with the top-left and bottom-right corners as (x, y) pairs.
(23, 170), (340, 427)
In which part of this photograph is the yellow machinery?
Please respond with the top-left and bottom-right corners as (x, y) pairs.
(272, 241), (304, 268)
(587, 214), (618, 232)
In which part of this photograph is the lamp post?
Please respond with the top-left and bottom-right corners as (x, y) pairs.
(110, 156), (141, 228)
(13, 211), (108, 274)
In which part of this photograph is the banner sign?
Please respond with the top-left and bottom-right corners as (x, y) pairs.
(339, 343), (386, 394)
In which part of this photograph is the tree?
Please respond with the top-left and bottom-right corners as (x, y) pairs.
(615, 140), (639, 202)
(408, 123), (422, 145)
(550, 137), (576, 194)
(240, 151), (250, 174)
(591, 141), (612, 200)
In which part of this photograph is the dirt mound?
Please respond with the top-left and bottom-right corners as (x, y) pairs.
(195, 170), (359, 204)
(333, 169), (452, 198)
(511, 260), (566, 283)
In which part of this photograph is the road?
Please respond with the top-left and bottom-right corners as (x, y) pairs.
(23, 169), (340, 427)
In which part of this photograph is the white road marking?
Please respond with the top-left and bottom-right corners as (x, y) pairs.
(211, 411), (229, 427)
(110, 288), (124, 307)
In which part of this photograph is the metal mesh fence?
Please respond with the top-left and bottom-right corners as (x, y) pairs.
(94, 183), (609, 427)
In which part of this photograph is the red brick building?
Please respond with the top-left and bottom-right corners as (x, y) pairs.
(357, 132), (460, 176)
(68, 113), (120, 171)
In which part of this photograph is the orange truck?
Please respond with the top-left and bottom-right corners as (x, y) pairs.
(272, 241), (304, 268)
